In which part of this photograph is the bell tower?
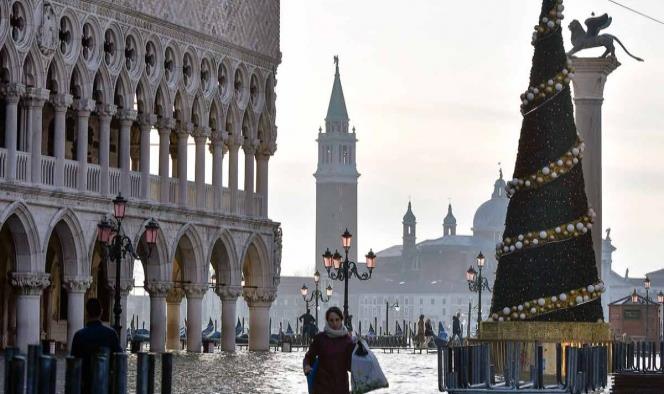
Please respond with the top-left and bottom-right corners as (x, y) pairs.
(314, 56), (360, 273)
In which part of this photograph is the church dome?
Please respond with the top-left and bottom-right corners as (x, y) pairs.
(472, 170), (509, 235)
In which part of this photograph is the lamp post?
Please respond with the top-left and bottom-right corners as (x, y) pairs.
(97, 193), (159, 340)
(644, 276), (651, 340)
(466, 252), (491, 336)
(300, 271), (333, 329)
(385, 300), (400, 336)
(322, 228), (376, 330)
(658, 290), (664, 342)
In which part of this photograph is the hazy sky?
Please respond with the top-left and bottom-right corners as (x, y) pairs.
(270, 0), (664, 279)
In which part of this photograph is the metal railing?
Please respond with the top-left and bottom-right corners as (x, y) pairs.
(438, 342), (609, 393)
(612, 341), (664, 373)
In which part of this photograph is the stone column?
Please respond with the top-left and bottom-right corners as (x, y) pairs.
(183, 284), (207, 353)
(117, 110), (137, 197)
(193, 127), (210, 209)
(26, 88), (49, 184)
(4, 84), (25, 181)
(243, 287), (276, 351)
(97, 104), (117, 196)
(63, 276), (92, 350)
(210, 130), (228, 212)
(177, 124), (192, 207)
(215, 286), (242, 352)
(243, 141), (257, 216)
(52, 94), (73, 188)
(570, 57), (620, 277)
(138, 114), (157, 199)
(76, 99), (96, 192)
(255, 152), (270, 217)
(166, 288), (184, 350)
(145, 281), (172, 353)
(10, 272), (50, 352)
(157, 118), (175, 204)
(228, 143), (240, 214)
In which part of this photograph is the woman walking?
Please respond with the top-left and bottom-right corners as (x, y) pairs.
(303, 306), (354, 394)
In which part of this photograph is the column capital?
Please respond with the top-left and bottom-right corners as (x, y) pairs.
(11, 272), (50, 296)
(25, 87), (50, 106)
(74, 98), (96, 113)
(63, 276), (92, 293)
(192, 126), (211, 143)
(138, 113), (157, 130)
(145, 281), (173, 298)
(570, 57), (621, 100)
(2, 83), (26, 102)
(108, 279), (134, 296)
(166, 287), (185, 303)
(215, 285), (242, 301)
(210, 130), (229, 145)
(97, 103), (117, 119)
(183, 283), (208, 299)
(242, 139), (260, 155)
(255, 148), (273, 161)
(243, 287), (277, 306)
(52, 93), (74, 111)
(177, 122), (194, 137)
(157, 117), (177, 132)
(117, 109), (138, 124)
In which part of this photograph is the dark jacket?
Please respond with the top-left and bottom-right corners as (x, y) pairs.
(71, 320), (123, 394)
(303, 332), (354, 394)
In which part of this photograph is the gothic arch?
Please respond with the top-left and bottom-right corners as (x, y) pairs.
(70, 62), (92, 100)
(0, 201), (40, 272)
(241, 108), (256, 141)
(0, 44), (21, 83)
(171, 223), (205, 283)
(45, 55), (68, 95)
(208, 96), (223, 132)
(154, 81), (172, 118)
(22, 47), (46, 88)
(240, 233), (272, 288)
(113, 70), (132, 110)
(92, 65), (114, 105)
(207, 228), (239, 287)
(42, 208), (87, 277)
(133, 218), (170, 283)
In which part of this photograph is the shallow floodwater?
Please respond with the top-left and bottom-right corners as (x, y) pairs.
(1, 348), (441, 393)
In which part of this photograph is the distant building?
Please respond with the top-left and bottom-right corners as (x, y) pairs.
(608, 293), (661, 342)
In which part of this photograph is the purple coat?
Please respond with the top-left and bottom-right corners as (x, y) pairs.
(303, 332), (354, 394)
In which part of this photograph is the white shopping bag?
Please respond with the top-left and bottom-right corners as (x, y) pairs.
(351, 338), (388, 394)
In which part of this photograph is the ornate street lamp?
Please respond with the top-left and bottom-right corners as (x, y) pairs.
(301, 271), (333, 331)
(466, 252), (491, 336)
(644, 276), (651, 340)
(97, 193), (159, 341)
(385, 300), (400, 336)
(323, 228), (376, 330)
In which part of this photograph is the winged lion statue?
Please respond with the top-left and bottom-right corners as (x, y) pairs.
(567, 13), (643, 62)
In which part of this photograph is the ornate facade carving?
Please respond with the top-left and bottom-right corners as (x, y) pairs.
(11, 272), (51, 296)
(144, 281), (173, 298)
(63, 276), (92, 293)
(215, 285), (242, 301)
(183, 284), (209, 299)
(272, 225), (282, 287)
(243, 286), (277, 306)
(166, 288), (185, 304)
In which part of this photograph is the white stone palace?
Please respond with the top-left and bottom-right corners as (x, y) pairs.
(0, 0), (282, 353)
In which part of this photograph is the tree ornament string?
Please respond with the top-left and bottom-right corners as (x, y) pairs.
(520, 62), (575, 115)
(531, 0), (565, 45)
(496, 208), (595, 258)
(505, 135), (585, 197)
(489, 281), (605, 322)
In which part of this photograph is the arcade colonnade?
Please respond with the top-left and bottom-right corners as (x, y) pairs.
(0, 0), (282, 352)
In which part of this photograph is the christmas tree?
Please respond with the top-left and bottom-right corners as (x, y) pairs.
(489, 0), (604, 323)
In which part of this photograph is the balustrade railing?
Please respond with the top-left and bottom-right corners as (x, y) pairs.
(87, 164), (101, 193)
(129, 172), (141, 198)
(41, 156), (56, 186)
(109, 168), (121, 195)
(0, 151), (266, 219)
(64, 159), (78, 189)
(16, 151), (30, 182)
